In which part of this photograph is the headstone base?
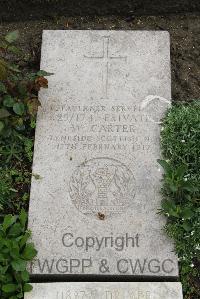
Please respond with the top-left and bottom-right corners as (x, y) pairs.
(24, 282), (183, 298)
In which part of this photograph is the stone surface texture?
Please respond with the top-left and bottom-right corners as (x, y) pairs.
(28, 30), (178, 276)
(25, 282), (183, 299)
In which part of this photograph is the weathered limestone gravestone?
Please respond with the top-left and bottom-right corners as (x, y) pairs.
(29, 30), (178, 278)
(25, 282), (183, 299)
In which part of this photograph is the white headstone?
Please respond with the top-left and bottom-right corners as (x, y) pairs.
(29, 30), (178, 276)
(25, 282), (183, 299)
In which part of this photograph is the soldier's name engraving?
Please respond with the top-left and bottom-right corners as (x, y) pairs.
(40, 103), (158, 153)
(62, 232), (140, 252)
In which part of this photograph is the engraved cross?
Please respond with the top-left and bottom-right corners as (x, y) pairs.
(84, 36), (127, 99)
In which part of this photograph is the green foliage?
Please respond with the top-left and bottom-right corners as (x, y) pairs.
(0, 210), (37, 298)
(0, 167), (31, 216)
(0, 30), (52, 137)
(4, 31), (20, 44)
(0, 31), (50, 214)
(0, 169), (16, 212)
(159, 101), (200, 298)
(0, 30), (49, 297)
(161, 101), (200, 183)
(158, 160), (197, 199)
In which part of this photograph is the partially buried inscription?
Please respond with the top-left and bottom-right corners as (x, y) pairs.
(24, 282), (183, 299)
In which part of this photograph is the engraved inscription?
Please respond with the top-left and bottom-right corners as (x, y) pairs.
(41, 104), (158, 154)
(56, 288), (151, 299)
(69, 157), (135, 216)
(84, 36), (127, 99)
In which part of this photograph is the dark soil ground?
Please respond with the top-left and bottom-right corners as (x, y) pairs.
(0, 14), (200, 102)
(0, 13), (199, 299)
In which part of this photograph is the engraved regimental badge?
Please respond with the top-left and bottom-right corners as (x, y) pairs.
(69, 157), (135, 217)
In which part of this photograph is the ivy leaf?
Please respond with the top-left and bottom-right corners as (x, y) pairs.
(11, 259), (26, 271)
(35, 76), (48, 89)
(3, 95), (15, 107)
(8, 45), (22, 55)
(182, 221), (192, 232)
(2, 215), (16, 232)
(181, 207), (194, 219)
(161, 199), (179, 217)
(7, 63), (21, 73)
(0, 254), (4, 262)
(27, 98), (41, 116)
(21, 270), (29, 282)
(0, 59), (8, 80)
(32, 173), (42, 180)
(13, 103), (25, 116)
(37, 70), (53, 76)
(0, 121), (5, 132)
(18, 83), (27, 97)
(10, 247), (20, 259)
(16, 292), (24, 298)
(157, 159), (172, 175)
(0, 265), (9, 274)
(23, 283), (33, 292)
(0, 82), (7, 93)
(22, 243), (37, 260)
(168, 181), (178, 193)
(19, 209), (27, 229)
(0, 108), (10, 119)
(8, 223), (23, 237)
(2, 283), (18, 293)
(19, 231), (31, 249)
(176, 164), (187, 178)
(5, 30), (19, 44)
